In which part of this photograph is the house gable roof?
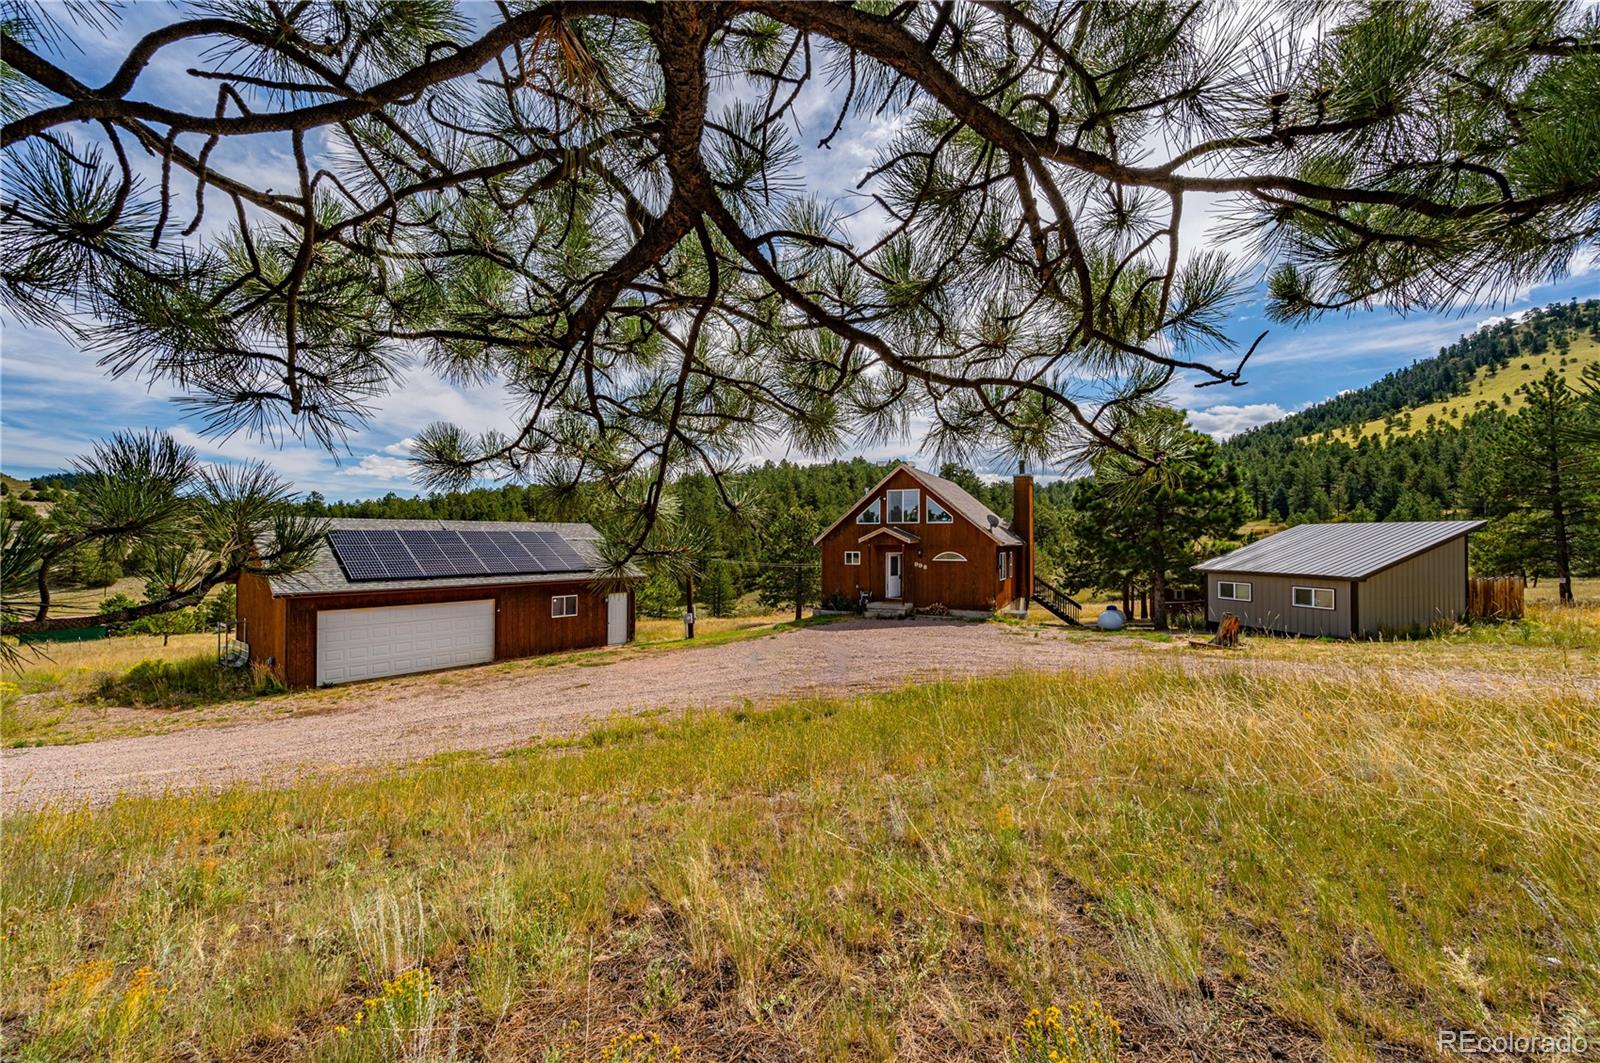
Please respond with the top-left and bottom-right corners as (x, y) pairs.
(1193, 520), (1485, 580)
(267, 517), (640, 597)
(812, 464), (1023, 546)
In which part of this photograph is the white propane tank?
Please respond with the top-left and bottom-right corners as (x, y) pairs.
(1097, 604), (1125, 631)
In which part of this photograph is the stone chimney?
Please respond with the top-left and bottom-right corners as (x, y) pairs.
(1013, 469), (1034, 604)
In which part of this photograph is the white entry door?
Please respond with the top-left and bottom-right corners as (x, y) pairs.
(885, 552), (902, 599)
(316, 599), (495, 686)
(606, 592), (629, 645)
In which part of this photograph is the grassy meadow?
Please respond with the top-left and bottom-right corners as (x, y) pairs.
(4, 645), (1598, 1061)
(1312, 332), (1600, 445)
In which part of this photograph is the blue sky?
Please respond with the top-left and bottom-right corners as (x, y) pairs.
(2, 5), (1596, 497)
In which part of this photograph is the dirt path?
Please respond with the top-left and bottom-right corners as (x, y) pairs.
(0, 620), (1129, 808)
(3, 619), (1591, 810)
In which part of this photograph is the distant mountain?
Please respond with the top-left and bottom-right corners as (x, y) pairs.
(1228, 298), (1600, 448)
(1221, 298), (1600, 526)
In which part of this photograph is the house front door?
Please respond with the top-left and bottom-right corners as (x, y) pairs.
(885, 552), (902, 599)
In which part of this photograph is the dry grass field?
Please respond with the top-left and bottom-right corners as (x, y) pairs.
(1309, 333), (1600, 444)
(3, 597), (1598, 1061)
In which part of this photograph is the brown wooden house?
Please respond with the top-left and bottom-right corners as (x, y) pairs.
(237, 518), (638, 688)
(815, 465), (1035, 615)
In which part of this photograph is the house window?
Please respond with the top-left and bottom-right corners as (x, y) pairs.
(886, 489), (920, 523)
(552, 594), (578, 618)
(1216, 580), (1252, 602)
(1292, 586), (1335, 610)
(857, 498), (881, 524)
(926, 497), (953, 524)
(998, 552), (1010, 580)
(932, 551), (966, 562)
(844, 551), (861, 566)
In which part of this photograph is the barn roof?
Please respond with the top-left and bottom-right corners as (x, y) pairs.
(812, 464), (1024, 546)
(1193, 520), (1485, 580)
(267, 517), (640, 597)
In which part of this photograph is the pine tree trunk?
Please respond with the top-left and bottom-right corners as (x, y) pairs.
(684, 570), (696, 638)
(1151, 569), (1169, 631)
(1546, 411), (1574, 605)
(1552, 492), (1574, 604)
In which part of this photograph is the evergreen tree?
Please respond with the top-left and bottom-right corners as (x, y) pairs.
(755, 507), (820, 622)
(6, 6), (1598, 552)
(1483, 371), (1600, 603)
(1070, 409), (1251, 630)
(702, 562), (738, 619)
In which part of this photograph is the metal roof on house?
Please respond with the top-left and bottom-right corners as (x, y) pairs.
(1193, 521), (1485, 580)
(811, 463), (1024, 546)
(268, 518), (640, 597)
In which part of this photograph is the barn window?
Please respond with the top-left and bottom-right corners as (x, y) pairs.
(932, 551), (966, 562)
(844, 551), (861, 566)
(886, 489), (920, 523)
(926, 497), (953, 523)
(552, 594), (578, 618)
(1217, 581), (1252, 602)
(1292, 586), (1335, 610)
(857, 498), (881, 524)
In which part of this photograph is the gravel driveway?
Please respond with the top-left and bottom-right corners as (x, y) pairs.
(3, 619), (1150, 810)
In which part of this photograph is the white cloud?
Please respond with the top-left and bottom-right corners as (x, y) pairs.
(1186, 402), (1293, 439)
(347, 454), (414, 481)
(1474, 308), (1532, 332)
(381, 438), (418, 457)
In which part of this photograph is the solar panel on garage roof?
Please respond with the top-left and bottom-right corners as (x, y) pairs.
(327, 527), (591, 582)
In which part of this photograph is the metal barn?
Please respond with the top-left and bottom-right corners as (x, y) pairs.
(1193, 521), (1485, 638)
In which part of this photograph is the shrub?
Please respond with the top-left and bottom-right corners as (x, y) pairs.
(97, 593), (139, 616)
(96, 655), (283, 708)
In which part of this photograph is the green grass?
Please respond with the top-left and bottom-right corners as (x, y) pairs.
(1310, 332), (1600, 444)
(5, 662), (1596, 1061)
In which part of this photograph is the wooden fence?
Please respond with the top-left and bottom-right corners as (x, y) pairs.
(1469, 576), (1525, 619)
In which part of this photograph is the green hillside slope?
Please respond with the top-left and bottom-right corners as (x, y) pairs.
(1233, 298), (1599, 448)
(1312, 331), (1600, 444)
(1223, 298), (1600, 529)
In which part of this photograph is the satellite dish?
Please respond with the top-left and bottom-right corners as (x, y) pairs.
(988, 514), (1000, 529)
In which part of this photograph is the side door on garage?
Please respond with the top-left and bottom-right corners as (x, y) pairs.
(316, 599), (496, 686)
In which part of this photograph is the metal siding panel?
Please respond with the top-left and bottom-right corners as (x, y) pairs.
(1357, 538), (1467, 635)
(1207, 574), (1349, 637)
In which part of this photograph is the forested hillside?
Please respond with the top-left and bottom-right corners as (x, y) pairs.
(1226, 299), (1600, 523)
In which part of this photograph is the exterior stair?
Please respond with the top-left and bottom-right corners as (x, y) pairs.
(865, 600), (916, 619)
(1032, 576), (1083, 625)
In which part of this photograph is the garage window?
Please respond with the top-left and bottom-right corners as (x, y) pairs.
(1292, 586), (1335, 610)
(552, 594), (578, 618)
(844, 551), (861, 566)
(1217, 580), (1252, 602)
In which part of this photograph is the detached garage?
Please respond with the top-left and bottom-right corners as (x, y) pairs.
(1193, 520), (1484, 638)
(237, 518), (638, 688)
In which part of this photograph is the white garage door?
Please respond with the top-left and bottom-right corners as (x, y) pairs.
(316, 599), (495, 686)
